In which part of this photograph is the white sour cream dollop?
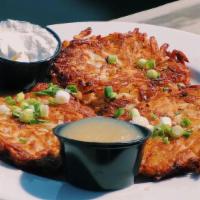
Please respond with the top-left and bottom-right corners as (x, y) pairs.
(0, 19), (58, 62)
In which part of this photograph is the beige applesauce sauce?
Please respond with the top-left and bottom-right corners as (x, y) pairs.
(60, 117), (142, 143)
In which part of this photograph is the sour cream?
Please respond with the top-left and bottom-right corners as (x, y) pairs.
(0, 19), (58, 62)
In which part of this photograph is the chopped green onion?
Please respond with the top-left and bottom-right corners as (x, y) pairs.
(137, 58), (156, 69)
(34, 83), (60, 96)
(20, 101), (29, 109)
(16, 92), (25, 103)
(40, 104), (49, 118)
(152, 124), (172, 144)
(151, 113), (158, 120)
(107, 55), (117, 64)
(152, 124), (172, 139)
(48, 97), (57, 105)
(180, 118), (191, 127)
(28, 118), (49, 124)
(66, 84), (78, 93)
(130, 108), (140, 118)
(11, 106), (22, 118)
(163, 87), (169, 92)
(104, 86), (113, 97)
(114, 108), (125, 118)
(183, 130), (192, 138)
(5, 96), (16, 105)
(109, 92), (117, 99)
(146, 69), (160, 79)
(104, 86), (117, 99)
(170, 125), (184, 138)
(37, 119), (49, 123)
(26, 98), (40, 105)
(18, 137), (28, 144)
(137, 58), (147, 68)
(32, 102), (41, 118)
(19, 109), (34, 123)
(162, 136), (170, 144)
(145, 59), (156, 69)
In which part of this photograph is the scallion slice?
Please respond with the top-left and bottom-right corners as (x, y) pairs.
(5, 96), (16, 105)
(146, 69), (160, 79)
(162, 136), (170, 144)
(16, 92), (25, 103)
(107, 55), (117, 64)
(34, 83), (60, 96)
(114, 108), (125, 118)
(104, 86), (117, 99)
(137, 58), (147, 68)
(180, 118), (191, 127)
(145, 59), (156, 69)
(137, 58), (156, 69)
(66, 84), (78, 93)
(183, 130), (192, 138)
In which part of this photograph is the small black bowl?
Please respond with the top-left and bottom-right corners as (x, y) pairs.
(54, 117), (151, 191)
(0, 27), (61, 91)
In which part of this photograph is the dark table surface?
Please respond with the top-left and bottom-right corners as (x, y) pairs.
(0, 0), (176, 26)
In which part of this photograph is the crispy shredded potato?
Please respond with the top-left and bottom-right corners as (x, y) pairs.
(0, 83), (95, 171)
(139, 86), (200, 179)
(52, 28), (190, 114)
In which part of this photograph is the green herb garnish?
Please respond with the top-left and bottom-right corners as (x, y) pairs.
(5, 96), (16, 105)
(16, 92), (25, 103)
(137, 58), (156, 69)
(11, 106), (22, 118)
(146, 69), (160, 79)
(180, 118), (191, 127)
(104, 86), (117, 99)
(114, 108), (125, 118)
(151, 113), (158, 120)
(34, 83), (60, 96)
(28, 119), (49, 124)
(152, 124), (172, 144)
(107, 55), (117, 64)
(162, 136), (170, 144)
(137, 58), (147, 68)
(183, 130), (192, 138)
(19, 109), (34, 123)
(145, 59), (156, 69)
(48, 97), (57, 105)
(152, 124), (172, 138)
(67, 84), (78, 93)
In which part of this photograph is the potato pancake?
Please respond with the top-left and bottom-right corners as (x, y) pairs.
(52, 28), (190, 114)
(0, 83), (95, 171)
(138, 86), (200, 179)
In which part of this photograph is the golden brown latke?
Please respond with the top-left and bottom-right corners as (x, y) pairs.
(52, 28), (190, 114)
(0, 83), (95, 171)
(138, 86), (200, 179)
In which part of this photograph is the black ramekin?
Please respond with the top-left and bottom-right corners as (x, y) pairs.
(53, 117), (151, 191)
(0, 27), (61, 91)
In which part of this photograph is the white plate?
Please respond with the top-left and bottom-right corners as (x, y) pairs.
(1, 22), (200, 200)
